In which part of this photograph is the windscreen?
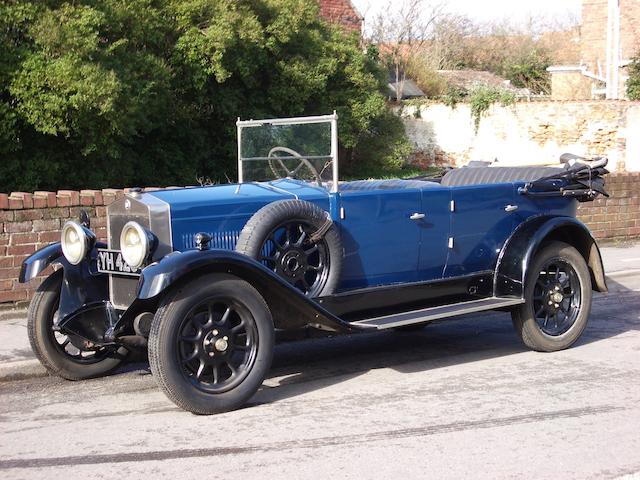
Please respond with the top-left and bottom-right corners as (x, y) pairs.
(239, 120), (335, 185)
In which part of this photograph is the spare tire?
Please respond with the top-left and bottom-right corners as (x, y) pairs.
(236, 200), (342, 297)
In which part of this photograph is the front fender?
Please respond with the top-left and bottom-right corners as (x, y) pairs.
(137, 249), (352, 332)
(494, 215), (607, 297)
(19, 242), (64, 283)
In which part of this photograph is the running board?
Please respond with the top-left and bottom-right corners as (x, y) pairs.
(348, 297), (524, 330)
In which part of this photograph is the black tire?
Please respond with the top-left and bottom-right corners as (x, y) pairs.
(236, 199), (342, 297)
(148, 274), (274, 414)
(511, 241), (592, 352)
(27, 270), (125, 380)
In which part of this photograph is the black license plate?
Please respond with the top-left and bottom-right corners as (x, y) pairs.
(96, 249), (141, 276)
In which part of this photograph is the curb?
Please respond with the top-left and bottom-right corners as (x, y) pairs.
(0, 359), (47, 383)
(0, 307), (28, 322)
(606, 269), (640, 280)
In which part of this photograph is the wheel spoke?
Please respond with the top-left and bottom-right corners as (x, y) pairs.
(212, 364), (219, 384)
(304, 244), (318, 255)
(295, 229), (307, 247)
(270, 233), (285, 250)
(179, 334), (199, 343)
(231, 320), (246, 333)
(535, 305), (545, 317)
(219, 307), (231, 326)
(226, 361), (238, 377)
(196, 360), (206, 380)
(284, 225), (292, 247)
(181, 349), (199, 364)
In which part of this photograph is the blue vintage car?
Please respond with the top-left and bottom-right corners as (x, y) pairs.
(20, 113), (610, 414)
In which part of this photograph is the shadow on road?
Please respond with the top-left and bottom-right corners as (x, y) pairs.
(253, 282), (640, 406)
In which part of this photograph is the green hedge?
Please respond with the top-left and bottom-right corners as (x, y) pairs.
(0, 0), (398, 192)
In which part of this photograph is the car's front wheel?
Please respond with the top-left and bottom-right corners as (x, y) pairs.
(511, 241), (592, 352)
(27, 270), (125, 380)
(148, 274), (274, 414)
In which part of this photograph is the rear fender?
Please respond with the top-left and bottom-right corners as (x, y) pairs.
(494, 215), (607, 297)
(137, 250), (352, 333)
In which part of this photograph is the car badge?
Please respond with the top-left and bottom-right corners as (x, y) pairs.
(124, 199), (131, 210)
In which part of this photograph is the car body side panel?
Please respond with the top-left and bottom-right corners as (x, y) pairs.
(511, 182), (578, 221)
(150, 180), (330, 252)
(336, 188), (422, 290)
(417, 188), (451, 279)
(444, 183), (515, 277)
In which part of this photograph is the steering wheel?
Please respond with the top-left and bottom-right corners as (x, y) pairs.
(267, 146), (323, 187)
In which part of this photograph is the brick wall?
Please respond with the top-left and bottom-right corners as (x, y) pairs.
(0, 189), (126, 304)
(0, 176), (638, 305)
(577, 172), (640, 239)
(318, 0), (362, 32)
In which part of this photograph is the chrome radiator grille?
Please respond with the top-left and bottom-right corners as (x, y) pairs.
(107, 194), (172, 309)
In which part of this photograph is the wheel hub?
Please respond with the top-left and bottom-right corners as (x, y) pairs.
(203, 329), (231, 357)
(280, 249), (307, 277)
(544, 284), (565, 310)
(551, 291), (564, 303)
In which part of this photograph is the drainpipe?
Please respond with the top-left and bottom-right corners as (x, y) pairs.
(606, 0), (621, 99)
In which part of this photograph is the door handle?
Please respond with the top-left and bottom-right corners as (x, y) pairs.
(504, 204), (518, 212)
(410, 212), (426, 220)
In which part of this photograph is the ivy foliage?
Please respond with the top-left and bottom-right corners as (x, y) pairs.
(468, 86), (516, 131)
(0, 0), (393, 191)
(627, 55), (640, 101)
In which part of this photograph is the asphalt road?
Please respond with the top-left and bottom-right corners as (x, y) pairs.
(0, 263), (639, 479)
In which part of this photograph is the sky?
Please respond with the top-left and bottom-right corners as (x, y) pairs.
(352, 0), (582, 27)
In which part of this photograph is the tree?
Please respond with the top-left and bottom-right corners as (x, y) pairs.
(627, 55), (640, 100)
(0, 0), (392, 192)
(369, 0), (443, 101)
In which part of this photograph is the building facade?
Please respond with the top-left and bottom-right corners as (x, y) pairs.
(318, 0), (363, 33)
(549, 0), (640, 100)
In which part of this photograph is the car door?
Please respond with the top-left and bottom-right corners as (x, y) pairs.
(416, 186), (451, 280)
(443, 183), (516, 277)
(337, 187), (423, 290)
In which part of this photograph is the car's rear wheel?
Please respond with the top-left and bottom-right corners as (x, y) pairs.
(236, 200), (342, 297)
(27, 270), (125, 380)
(511, 241), (592, 352)
(148, 274), (274, 414)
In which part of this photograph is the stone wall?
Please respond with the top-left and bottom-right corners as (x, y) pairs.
(401, 100), (640, 172)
